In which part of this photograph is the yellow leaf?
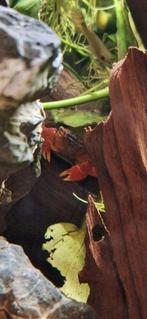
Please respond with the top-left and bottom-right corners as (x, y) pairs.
(43, 222), (90, 303)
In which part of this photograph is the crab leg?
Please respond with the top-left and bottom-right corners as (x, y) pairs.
(59, 161), (97, 182)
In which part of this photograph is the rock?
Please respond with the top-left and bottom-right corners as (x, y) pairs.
(0, 6), (62, 108)
(0, 6), (62, 180)
(0, 101), (45, 232)
(0, 6), (62, 231)
(0, 238), (99, 319)
(0, 102), (45, 180)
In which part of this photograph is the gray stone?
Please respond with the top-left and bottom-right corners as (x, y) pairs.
(0, 6), (62, 231)
(0, 6), (62, 108)
(0, 238), (99, 318)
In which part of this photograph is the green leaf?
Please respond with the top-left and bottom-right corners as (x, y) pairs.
(43, 222), (90, 303)
(94, 201), (105, 213)
(10, 0), (40, 19)
(50, 109), (105, 127)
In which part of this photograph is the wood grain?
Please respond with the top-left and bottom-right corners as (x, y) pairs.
(85, 48), (147, 319)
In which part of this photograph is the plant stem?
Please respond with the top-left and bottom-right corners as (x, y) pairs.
(114, 0), (128, 60)
(42, 87), (109, 110)
(62, 38), (89, 57)
(128, 10), (145, 51)
(80, 79), (109, 95)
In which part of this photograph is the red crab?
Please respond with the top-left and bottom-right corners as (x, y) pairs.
(41, 126), (97, 181)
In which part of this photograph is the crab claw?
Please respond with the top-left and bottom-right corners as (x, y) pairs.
(41, 138), (51, 162)
(59, 161), (97, 182)
(41, 127), (57, 162)
(42, 149), (51, 162)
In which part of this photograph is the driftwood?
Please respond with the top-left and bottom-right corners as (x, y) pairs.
(85, 48), (147, 319)
(80, 196), (127, 319)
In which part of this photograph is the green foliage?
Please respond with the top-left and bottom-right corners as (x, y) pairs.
(10, 0), (144, 122)
(39, 0), (78, 39)
(50, 109), (105, 127)
(94, 199), (106, 213)
(40, 0), (143, 114)
(39, 0), (115, 89)
(114, 0), (136, 59)
(9, 0), (40, 18)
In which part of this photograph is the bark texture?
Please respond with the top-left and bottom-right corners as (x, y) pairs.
(85, 48), (147, 319)
(80, 196), (127, 319)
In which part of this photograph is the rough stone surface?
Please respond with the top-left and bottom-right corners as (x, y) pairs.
(0, 6), (62, 231)
(0, 6), (62, 108)
(0, 102), (45, 172)
(0, 238), (99, 319)
(0, 101), (45, 232)
(0, 6), (62, 179)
